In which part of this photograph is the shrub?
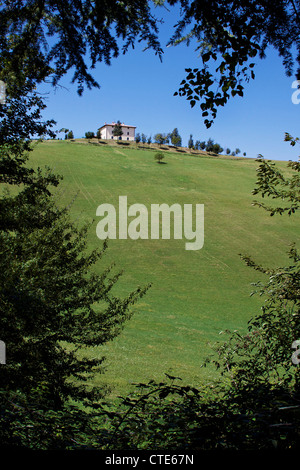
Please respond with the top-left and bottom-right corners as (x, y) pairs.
(85, 131), (95, 139)
(154, 152), (165, 163)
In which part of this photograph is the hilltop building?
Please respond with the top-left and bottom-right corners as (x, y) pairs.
(98, 122), (136, 141)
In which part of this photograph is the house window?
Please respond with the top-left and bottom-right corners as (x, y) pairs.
(127, 132), (129, 135)
(127, 137), (129, 141)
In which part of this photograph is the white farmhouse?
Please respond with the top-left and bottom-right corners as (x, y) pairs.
(98, 122), (136, 141)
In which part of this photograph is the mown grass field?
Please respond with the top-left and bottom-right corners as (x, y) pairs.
(29, 139), (300, 398)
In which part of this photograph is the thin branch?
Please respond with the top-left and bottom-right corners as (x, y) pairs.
(289, 0), (300, 25)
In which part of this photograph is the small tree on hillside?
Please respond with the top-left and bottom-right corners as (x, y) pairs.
(135, 132), (141, 143)
(112, 121), (123, 140)
(188, 134), (194, 149)
(67, 130), (74, 139)
(170, 128), (182, 147)
(141, 133), (147, 144)
(63, 129), (69, 140)
(206, 138), (214, 152)
(200, 141), (206, 150)
(212, 143), (223, 154)
(154, 133), (169, 146)
(154, 152), (165, 164)
(85, 131), (94, 139)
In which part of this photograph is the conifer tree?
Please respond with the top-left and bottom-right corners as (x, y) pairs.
(112, 121), (123, 140)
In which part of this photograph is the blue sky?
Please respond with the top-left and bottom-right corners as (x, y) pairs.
(39, 5), (300, 161)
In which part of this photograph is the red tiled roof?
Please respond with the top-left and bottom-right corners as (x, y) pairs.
(98, 122), (136, 129)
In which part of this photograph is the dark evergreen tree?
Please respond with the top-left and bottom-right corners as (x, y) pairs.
(212, 143), (223, 154)
(112, 121), (123, 140)
(170, 128), (182, 147)
(205, 138), (214, 152)
(194, 140), (200, 150)
(188, 134), (194, 149)
(85, 131), (94, 139)
(154, 133), (169, 146)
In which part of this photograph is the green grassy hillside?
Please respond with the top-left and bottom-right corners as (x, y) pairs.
(28, 140), (300, 397)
